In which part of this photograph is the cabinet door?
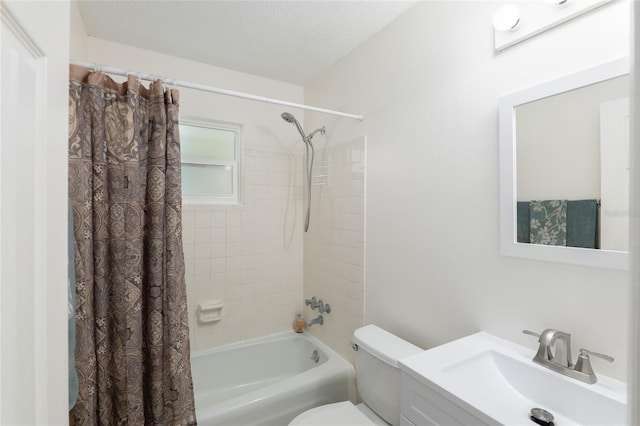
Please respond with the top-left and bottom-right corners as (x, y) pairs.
(1, 1), (70, 424)
(401, 414), (417, 426)
(401, 373), (494, 426)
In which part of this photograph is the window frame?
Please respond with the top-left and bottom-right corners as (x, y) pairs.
(179, 118), (242, 205)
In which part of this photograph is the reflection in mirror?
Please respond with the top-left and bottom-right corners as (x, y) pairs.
(499, 58), (629, 269)
(516, 75), (629, 251)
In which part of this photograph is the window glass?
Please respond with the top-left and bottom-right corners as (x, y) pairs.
(180, 125), (235, 160)
(180, 121), (240, 204)
(182, 164), (233, 196)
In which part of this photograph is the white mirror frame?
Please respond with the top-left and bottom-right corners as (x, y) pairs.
(499, 57), (630, 270)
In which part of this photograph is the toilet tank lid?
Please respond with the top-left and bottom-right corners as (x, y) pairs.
(352, 325), (423, 367)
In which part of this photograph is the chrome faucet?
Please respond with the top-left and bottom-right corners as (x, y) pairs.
(305, 296), (331, 314)
(317, 300), (331, 314)
(307, 315), (323, 327)
(523, 329), (613, 384)
(305, 296), (319, 309)
(524, 328), (572, 367)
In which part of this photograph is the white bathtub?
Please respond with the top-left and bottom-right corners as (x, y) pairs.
(191, 331), (355, 426)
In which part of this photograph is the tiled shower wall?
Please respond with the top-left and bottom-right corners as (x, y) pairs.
(303, 137), (366, 364)
(182, 150), (303, 351)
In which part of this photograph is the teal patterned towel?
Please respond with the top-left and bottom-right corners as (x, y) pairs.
(517, 202), (530, 243)
(567, 199), (598, 249)
(530, 200), (567, 246)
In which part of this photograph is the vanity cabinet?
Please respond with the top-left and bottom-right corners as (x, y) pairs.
(400, 372), (492, 426)
(400, 415), (415, 426)
(397, 331), (626, 425)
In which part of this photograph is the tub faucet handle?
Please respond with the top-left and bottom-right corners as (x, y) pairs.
(317, 300), (331, 314)
(305, 297), (317, 308)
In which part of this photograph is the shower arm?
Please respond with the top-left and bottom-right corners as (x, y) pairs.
(306, 126), (326, 142)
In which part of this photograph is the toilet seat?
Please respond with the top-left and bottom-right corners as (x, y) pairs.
(289, 401), (388, 426)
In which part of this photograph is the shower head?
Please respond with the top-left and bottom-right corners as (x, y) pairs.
(281, 112), (307, 141)
(281, 112), (296, 124)
(281, 112), (326, 233)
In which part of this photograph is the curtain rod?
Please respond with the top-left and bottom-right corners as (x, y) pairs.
(70, 61), (364, 121)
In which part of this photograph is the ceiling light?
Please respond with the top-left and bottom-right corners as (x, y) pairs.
(492, 4), (521, 32)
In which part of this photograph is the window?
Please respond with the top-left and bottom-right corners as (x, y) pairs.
(180, 120), (241, 204)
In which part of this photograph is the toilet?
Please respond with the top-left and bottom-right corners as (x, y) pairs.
(289, 324), (423, 426)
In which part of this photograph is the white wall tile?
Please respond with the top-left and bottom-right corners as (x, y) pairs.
(303, 137), (366, 364)
(182, 210), (195, 230)
(226, 212), (241, 228)
(194, 243), (211, 259)
(182, 227), (195, 245)
(211, 228), (226, 243)
(194, 212), (211, 228)
(211, 212), (226, 228)
(194, 230), (211, 244)
(194, 258), (211, 275)
(186, 150), (304, 352)
(194, 274), (210, 291)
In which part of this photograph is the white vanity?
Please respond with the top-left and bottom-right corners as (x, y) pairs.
(398, 332), (626, 426)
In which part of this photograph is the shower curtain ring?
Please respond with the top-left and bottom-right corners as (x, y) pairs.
(125, 69), (136, 79)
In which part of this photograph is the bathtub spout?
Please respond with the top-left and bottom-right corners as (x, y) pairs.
(307, 315), (323, 327)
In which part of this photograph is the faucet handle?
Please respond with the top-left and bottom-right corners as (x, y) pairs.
(317, 300), (331, 314)
(574, 348), (614, 384)
(579, 348), (614, 363)
(522, 329), (540, 338)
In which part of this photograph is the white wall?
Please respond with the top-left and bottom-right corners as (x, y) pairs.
(70, 4), (307, 349)
(305, 1), (630, 381)
(516, 75), (628, 201)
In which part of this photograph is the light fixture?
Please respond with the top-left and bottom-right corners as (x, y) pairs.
(493, 0), (610, 51)
(492, 4), (521, 32)
(546, 0), (570, 6)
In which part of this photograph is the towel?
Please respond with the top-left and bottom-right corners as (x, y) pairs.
(517, 202), (530, 243)
(68, 200), (78, 410)
(529, 200), (567, 246)
(566, 199), (598, 249)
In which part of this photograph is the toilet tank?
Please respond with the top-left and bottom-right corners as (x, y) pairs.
(352, 325), (423, 426)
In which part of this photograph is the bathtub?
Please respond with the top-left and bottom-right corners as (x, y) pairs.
(191, 331), (355, 426)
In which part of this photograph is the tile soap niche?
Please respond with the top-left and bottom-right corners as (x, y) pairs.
(197, 300), (224, 323)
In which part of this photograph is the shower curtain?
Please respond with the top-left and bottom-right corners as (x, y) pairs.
(68, 65), (196, 425)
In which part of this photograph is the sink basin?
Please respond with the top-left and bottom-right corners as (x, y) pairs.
(399, 332), (626, 425)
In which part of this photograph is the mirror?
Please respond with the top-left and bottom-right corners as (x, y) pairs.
(499, 57), (629, 269)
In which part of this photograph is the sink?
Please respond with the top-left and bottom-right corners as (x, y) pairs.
(399, 332), (626, 425)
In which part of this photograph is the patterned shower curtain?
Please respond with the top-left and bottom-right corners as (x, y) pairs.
(68, 65), (197, 425)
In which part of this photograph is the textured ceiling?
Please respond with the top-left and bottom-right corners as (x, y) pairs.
(77, 1), (417, 86)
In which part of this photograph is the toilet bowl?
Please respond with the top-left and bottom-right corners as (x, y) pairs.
(289, 325), (423, 426)
(289, 401), (387, 426)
